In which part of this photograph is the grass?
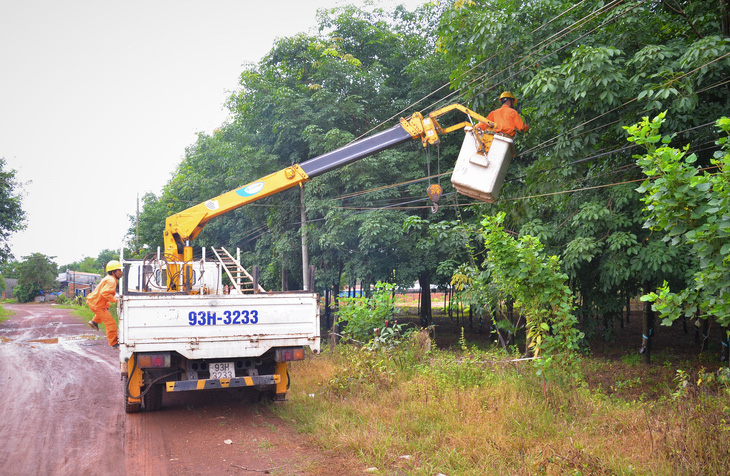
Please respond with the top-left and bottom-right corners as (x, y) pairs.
(272, 335), (730, 475)
(0, 302), (14, 324)
(57, 301), (119, 336)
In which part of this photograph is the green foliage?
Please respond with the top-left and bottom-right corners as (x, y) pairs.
(436, 0), (729, 335)
(130, 3), (455, 293)
(629, 113), (730, 326)
(336, 282), (398, 343)
(14, 253), (58, 303)
(0, 303), (13, 323)
(0, 157), (27, 263)
(367, 322), (414, 351)
(124, 0), (729, 337)
(327, 346), (397, 396)
(478, 213), (583, 365)
(672, 367), (730, 400)
(60, 249), (118, 275)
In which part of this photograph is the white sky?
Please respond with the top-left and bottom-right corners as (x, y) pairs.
(1, 0), (427, 266)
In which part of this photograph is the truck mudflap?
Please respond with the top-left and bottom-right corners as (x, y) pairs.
(165, 374), (280, 392)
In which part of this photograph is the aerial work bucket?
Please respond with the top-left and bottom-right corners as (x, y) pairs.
(451, 128), (514, 203)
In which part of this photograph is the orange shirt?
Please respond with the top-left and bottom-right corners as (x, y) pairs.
(478, 103), (528, 137)
(87, 274), (118, 311)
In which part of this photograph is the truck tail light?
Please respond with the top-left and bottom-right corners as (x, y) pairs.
(137, 353), (171, 368)
(275, 347), (305, 362)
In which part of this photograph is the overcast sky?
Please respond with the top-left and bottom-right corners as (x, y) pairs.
(1, 0), (426, 266)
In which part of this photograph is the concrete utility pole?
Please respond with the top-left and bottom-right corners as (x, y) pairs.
(300, 184), (310, 291)
(136, 193), (140, 247)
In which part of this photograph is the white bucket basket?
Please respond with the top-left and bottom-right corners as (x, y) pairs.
(451, 128), (514, 203)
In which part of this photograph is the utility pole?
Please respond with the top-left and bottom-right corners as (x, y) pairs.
(300, 184), (310, 291)
(136, 193), (140, 247)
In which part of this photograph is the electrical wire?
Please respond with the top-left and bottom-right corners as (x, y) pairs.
(520, 55), (730, 157)
(350, 0), (620, 142)
(160, 2), (728, 243)
(428, 0), (635, 112)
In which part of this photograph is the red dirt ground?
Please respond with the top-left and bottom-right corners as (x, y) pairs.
(0, 303), (359, 476)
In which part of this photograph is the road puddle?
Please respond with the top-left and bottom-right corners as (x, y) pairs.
(28, 335), (98, 345)
(29, 338), (59, 344)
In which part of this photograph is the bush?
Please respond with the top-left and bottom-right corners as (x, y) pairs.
(336, 282), (398, 343)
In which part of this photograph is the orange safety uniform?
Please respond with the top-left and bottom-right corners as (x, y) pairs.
(87, 274), (119, 346)
(477, 103), (528, 137)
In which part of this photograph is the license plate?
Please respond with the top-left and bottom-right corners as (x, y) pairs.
(210, 362), (234, 379)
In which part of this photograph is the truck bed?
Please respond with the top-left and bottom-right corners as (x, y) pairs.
(118, 292), (320, 360)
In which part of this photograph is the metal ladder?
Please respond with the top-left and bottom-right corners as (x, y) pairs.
(210, 247), (265, 294)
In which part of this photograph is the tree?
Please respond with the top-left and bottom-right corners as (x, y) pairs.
(0, 157), (27, 263)
(131, 3), (456, 296)
(630, 114), (730, 326)
(14, 253), (58, 303)
(479, 213), (582, 360)
(437, 0), (730, 338)
(60, 249), (119, 275)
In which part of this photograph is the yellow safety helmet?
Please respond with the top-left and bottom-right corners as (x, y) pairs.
(106, 260), (122, 272)
(500, 91), (517, 104)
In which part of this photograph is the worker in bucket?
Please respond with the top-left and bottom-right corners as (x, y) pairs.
(477, 91), (530, 137)
(87, 260), (122, 349)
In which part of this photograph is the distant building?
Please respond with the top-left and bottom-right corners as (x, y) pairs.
(57, 270), (101, 297)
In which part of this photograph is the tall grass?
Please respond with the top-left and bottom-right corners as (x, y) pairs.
(274, 335), (730, 475)
(0, 302), (13, 323)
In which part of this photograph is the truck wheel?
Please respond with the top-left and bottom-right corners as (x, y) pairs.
(143, 384), (163, 411)
(123, 377), (141, 414)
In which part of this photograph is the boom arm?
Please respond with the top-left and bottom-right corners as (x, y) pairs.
(163, 104), (495, 259)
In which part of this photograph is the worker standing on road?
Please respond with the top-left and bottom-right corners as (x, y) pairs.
(477, 91), (530, 137)
(87, 260), (122, 349)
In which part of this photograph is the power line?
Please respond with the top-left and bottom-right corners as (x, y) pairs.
(520, 55), (730, 157)
(429, 0), (634, 112)
(349, 0), (618, 142)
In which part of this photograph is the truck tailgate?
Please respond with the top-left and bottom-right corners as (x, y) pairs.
(119, 293), (320, 359)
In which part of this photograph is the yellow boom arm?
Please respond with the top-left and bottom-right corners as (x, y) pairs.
(163, 104), (496, 271)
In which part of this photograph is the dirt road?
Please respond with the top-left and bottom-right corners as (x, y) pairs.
(0, 303), (353, 475)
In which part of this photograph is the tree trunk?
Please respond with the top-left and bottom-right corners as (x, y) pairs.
(720, 0), (729, 36)
(699, 317), (710, 353)
(331, 280), (341, 347)
(641, 297), (655, 364)
(324, 287), (331, 330)
(418, 271), (432, 327)
(447, 286), (456, 320)
(281, 268), (288, 292)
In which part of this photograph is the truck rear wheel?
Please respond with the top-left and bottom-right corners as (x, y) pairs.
(123, 377), (141, 413)
(143, 383), (163, 411)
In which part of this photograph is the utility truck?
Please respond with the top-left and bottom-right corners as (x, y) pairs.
(117, 104), (514, 412)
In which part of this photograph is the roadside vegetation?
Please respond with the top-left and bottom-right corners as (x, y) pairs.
(56, 295), (118, 329)
(0, 302), (13, 324)
(276, 327), (730, 475)
(275, 204), (730, 474)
